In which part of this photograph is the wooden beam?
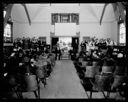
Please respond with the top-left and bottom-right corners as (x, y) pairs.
(99, 3), (108, 25)
(4, 4), (13, 28)
(22, 4), (31, 25)
(117, 2), (125, 23)
(112, 3), (119, 21)
(88, 5), (99, 22)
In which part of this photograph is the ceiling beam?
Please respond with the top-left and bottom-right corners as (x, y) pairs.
(88, 5), (99, 22)
(4, 4), (13, 28)
(22, 4), (31, 25)
(112, 3), (119, 21)
(99, 3), (108, 25)
(117, 2), (126, 23)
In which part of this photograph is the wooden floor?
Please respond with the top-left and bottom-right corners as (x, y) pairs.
(20, 60), (125, 100)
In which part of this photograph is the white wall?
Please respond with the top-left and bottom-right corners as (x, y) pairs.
(50, 4), (80, 13)
(13, 22), (51, 44)
(80, 21), (118, 43)
(55, 23), (76, 36)
(12, 4), (118, 45)
(79, 4), (118, 43)
(12, 5), (51, 44)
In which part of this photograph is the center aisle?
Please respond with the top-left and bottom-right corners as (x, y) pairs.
(23, 60), (88, 98)
(41, 60), (88, 98)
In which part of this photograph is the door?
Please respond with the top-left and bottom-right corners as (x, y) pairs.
(72, 37), (79, 53)
(51, 37), (59, 50)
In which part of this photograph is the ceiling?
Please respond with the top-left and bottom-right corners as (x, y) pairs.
(3, 3), (127, 25)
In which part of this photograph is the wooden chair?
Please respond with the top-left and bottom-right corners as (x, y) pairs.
(90, 73), (114, 99)
(81, 65), (95, 99)
(82, 72), (113, 99)
(111, 75), (127, 97)
(24, 74), (39, 99)
(6, 74), (23, 99)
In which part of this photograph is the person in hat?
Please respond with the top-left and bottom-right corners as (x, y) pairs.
(19, 54), (36, 76)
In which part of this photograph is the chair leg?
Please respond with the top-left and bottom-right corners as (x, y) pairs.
(85, 91), (90, 99)
(41, 78), (47, 87)
(37, 84), (40, 99)
(44, 78), (47, 87)
(90, 91), (92, 99)
(11, 87), (17, 98)
(17, 91), (23, 99)
(33, 90), (38, 99)
(36, 78), (40, 99)
(102, 91), (107, 98)
(15, 91), (21, 99)
(107, 91), (110, 98)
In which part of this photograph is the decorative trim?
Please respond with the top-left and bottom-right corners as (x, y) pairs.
(51, 13), (79, 25)
(4, 43), (13, 46)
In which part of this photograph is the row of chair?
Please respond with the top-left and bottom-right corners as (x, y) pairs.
(74, 58), (127, 99)
(1, 53), (56, 99)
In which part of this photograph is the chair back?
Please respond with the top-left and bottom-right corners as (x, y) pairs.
(95, 74), (113, 91)
(8, 75), (17, 87)
(102, 66), (114, 73)
(111, 75), (125, 89)
(79, 57), (83, 63)
(24, 74), (38, 92)
(36, 68), (45, 78)
(85, 66), (95, 78)
(92, 61), (98, 67)
(114, 66), (126, 75)
(82, 61), (88, 67)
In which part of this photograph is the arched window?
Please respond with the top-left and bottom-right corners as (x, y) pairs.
(119, 22), (126, 45)
(4, 21), (13, 43)
(3, 10), (6, 18)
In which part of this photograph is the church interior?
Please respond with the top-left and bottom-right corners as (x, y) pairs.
(1, 2), (127, 100)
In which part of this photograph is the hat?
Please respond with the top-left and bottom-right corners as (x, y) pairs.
(112, 52), (117, 55)
(113, 49), (118, 51)
(11, 53), (15, 57)
(117, 53), (123, 58)
(23, 56), (30, 63)
(13, 48), (17, 51)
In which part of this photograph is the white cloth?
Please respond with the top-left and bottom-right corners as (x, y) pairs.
(86, 44), (90, 51)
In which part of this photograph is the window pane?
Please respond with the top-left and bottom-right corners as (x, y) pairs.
(4, 11), (6, 18)
(119, 23), (126, 44)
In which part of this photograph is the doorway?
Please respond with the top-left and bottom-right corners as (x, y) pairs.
(51, 36), (79, 59)
(72, 37), (79, 53)
(58, 37), (72, 59)
(51, 37), (59, 50)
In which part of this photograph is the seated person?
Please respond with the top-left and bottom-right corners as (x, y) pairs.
(92, 50), (100, 60)
(19, 55), (37, 75)
(96, 48), (116, 74)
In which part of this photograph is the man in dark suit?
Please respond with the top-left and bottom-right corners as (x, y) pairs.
(55, 45), (61, 60)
